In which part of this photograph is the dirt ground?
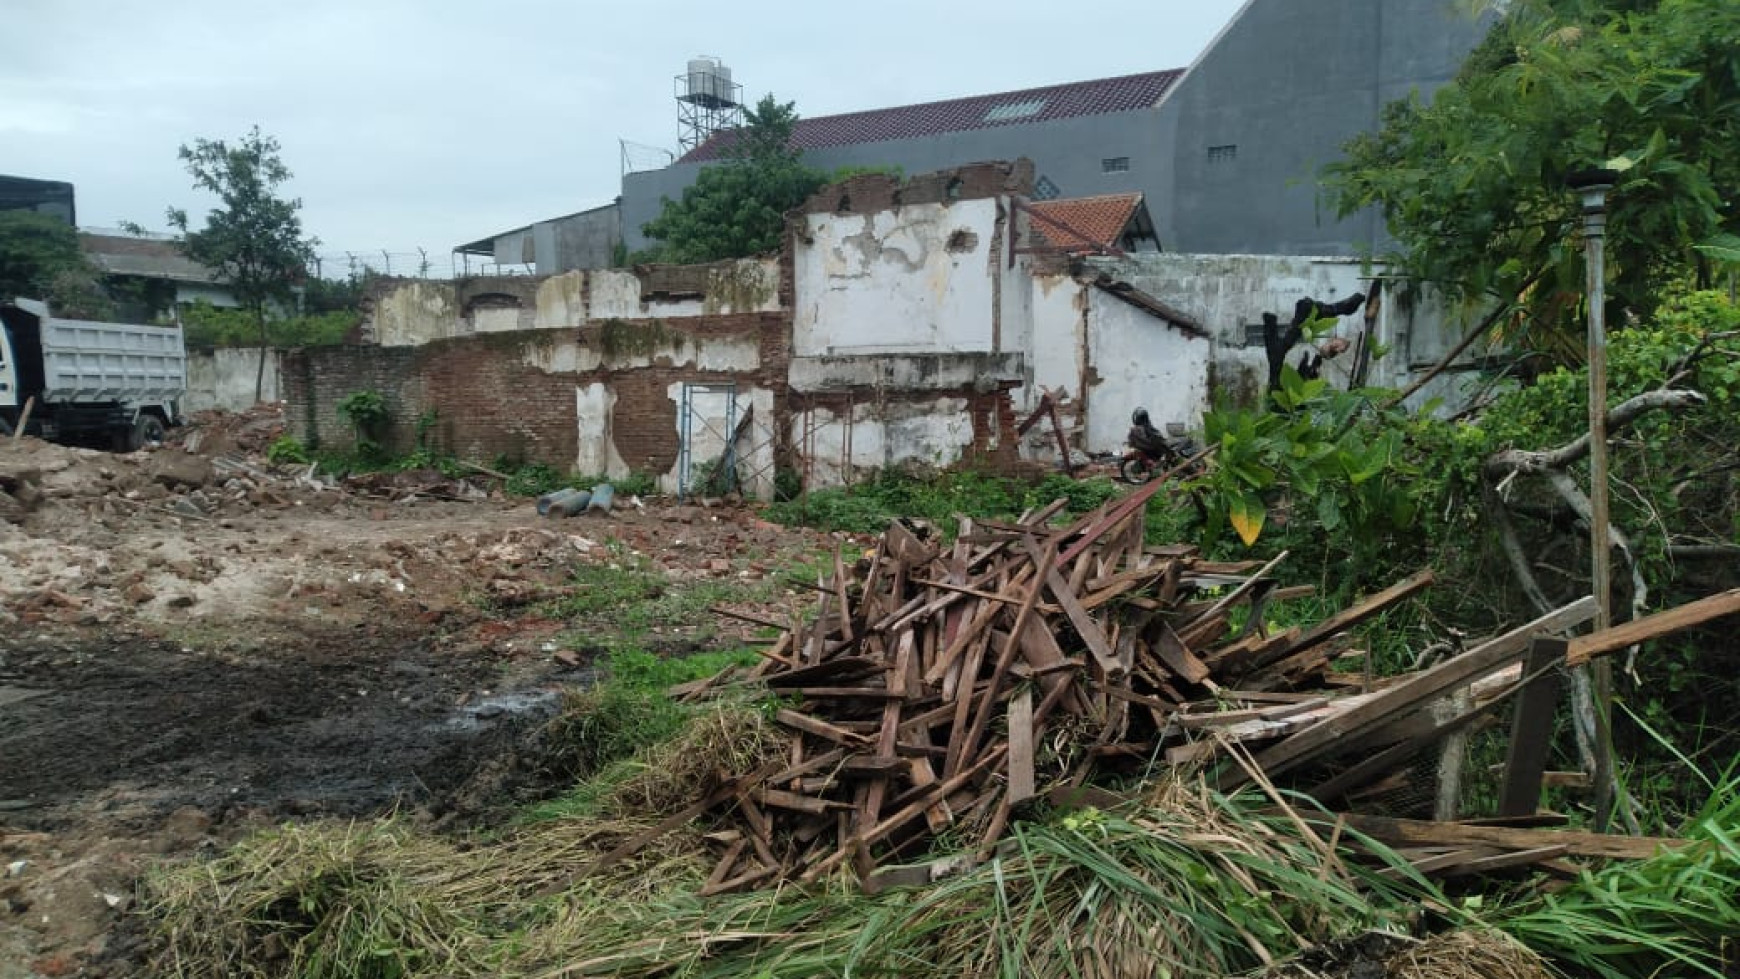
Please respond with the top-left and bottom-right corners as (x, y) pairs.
(0, 417), (833, 977)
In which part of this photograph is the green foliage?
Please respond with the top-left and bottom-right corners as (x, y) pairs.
(178, 298), (357, 348)
(519, 648), (763, 824)
(502, 462), (567, 497)
(763, 469), (1115, 537)
(266, 435), (310, 465)
(637, 95), (831, 264)
(336, 390), (387, 435)
(614, 472), (658, 498)
(166, 126), (318, 397)
(1190, 369), (1428, 584)
(336, 389), (388, 460)
(1324, 0), (1740, 342)
(1492, 777), (1740, 977)
(0, 210), (113, 318)
(494, 459), (657, 499)
(516, 781), (1441, 977)
(546, 554), (784, 652)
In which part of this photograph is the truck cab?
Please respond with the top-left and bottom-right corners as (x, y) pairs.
(1, 298), (187, 450)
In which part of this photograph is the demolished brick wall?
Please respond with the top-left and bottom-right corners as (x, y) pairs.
(281, 310), (791, 473)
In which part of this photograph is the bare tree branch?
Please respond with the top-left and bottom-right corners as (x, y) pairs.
(1483, 389), (1707, 479)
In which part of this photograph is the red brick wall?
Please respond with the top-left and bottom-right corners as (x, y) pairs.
(281, 311), (791, 471)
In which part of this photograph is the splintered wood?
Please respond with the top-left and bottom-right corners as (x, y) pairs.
(645, 498), (1740, 893)
(669, 499), (1440, 892)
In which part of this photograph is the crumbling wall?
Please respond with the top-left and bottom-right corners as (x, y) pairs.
(281, 311), (790, 496)
(366, 280), (459, 346)
(785, 163), (1033, 487)
(789, 386), (1018, 489)
(1091, 253), (1473, 411)
(1084, 291), (1211, 453)
(360, 260), (782, 347)
(791, 163), (1030, 357)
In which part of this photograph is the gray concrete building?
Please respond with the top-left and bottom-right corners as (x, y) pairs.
(621, 0), (1492, 257)
(454, 200), (622, 276)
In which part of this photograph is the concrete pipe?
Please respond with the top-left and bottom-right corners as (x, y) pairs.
(587, 484), (615, 513)
(548, 490), (594, 517)
(536, 487), (581, 516)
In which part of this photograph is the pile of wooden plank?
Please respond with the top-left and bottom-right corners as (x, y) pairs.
(581, 485), (1740, 895)
(667, 492), (1450, 892)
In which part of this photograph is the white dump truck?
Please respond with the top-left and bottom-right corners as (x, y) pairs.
(0, 297), (186, 450)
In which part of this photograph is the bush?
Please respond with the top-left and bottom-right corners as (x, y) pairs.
(265, 435), (309, 465)
(179, 299), (358, 348)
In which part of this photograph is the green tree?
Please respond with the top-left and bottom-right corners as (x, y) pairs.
(167, 126), (317, 400)
(0, 210), (113, 318)
(1323, 0), (1740, 353)
(638, 95), (831, 264)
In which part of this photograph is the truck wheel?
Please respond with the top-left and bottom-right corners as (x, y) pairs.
(0, 417), (11, 438)
(129, 414), (167, 451)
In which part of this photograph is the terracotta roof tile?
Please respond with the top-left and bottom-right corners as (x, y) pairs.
(680, 70), (1183, 163)
(1026, 193), (1145, 253)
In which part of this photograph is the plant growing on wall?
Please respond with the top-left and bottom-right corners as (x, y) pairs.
(336, 389), (388, 460)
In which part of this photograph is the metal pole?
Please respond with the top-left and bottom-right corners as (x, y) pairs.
(1571, 169), (1617, 830)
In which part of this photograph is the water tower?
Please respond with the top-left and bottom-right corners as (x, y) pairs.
(675, 56), (743, 154)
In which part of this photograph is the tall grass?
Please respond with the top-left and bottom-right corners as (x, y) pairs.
(1491, 777), (1740, 977)
(148, 772), (1455, 978)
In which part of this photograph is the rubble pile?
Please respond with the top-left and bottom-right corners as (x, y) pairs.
(169, 402), (288, 457)
(581, 492), (1740, 895)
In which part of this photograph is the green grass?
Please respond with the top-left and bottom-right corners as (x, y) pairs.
(764, 469), (1123, 536)
(517, 647), (763, 825)
(544, 554), (791, 650)
(1491, 776), (1740, 978)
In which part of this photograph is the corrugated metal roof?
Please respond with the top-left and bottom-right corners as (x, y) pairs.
(79, 233), (222, 284)
(679, 69), (1184, 163)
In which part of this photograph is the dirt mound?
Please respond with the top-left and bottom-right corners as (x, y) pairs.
(170, 404), (286, 458)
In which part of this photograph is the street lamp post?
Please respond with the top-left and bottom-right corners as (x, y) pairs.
(1568, 167), (1619, 830)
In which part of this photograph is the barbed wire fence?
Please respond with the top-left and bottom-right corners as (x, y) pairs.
(308, 249), (496, 282)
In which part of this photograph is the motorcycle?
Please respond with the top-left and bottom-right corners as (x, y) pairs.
(1118, 408), (1201, 484)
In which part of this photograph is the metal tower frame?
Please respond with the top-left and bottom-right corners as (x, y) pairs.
(675, 72), (743, 155)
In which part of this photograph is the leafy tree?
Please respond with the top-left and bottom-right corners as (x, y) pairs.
(1323, 0), (1740, 352)
(167, 126), (317, 400)
(637, 95), (831, 264)
(0, 210), (113, 318)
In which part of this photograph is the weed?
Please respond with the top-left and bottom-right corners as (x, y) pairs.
(763, 469), (1122, 537)
(266, 435), (310, 465)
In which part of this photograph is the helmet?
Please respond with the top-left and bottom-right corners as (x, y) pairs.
(1131, 408), (1151, 427)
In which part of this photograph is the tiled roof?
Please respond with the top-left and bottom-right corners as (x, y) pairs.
(679, 69), (1183, 163)
(1026, 193), (1145, 253)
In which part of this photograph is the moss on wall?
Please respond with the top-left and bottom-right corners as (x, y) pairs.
(702, 262), (776, 315)
(598, 317), (687, 359)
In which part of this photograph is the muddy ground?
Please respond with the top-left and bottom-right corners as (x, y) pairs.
(0, 423), (832, 977)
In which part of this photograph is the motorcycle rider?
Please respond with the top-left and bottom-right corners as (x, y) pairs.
(1127, 408), (1185, 468)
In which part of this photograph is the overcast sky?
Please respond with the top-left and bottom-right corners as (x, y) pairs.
(4, 0), (1248, 273)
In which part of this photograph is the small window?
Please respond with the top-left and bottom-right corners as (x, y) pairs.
(983, 99), (1046, 123)
(1032, 176), (1062, 201)
(1208, 144), (1238, 164)
(1101, 156), (1130, 173)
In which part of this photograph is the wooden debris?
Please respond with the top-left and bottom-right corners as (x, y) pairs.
(610, 496), (1740, 894)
